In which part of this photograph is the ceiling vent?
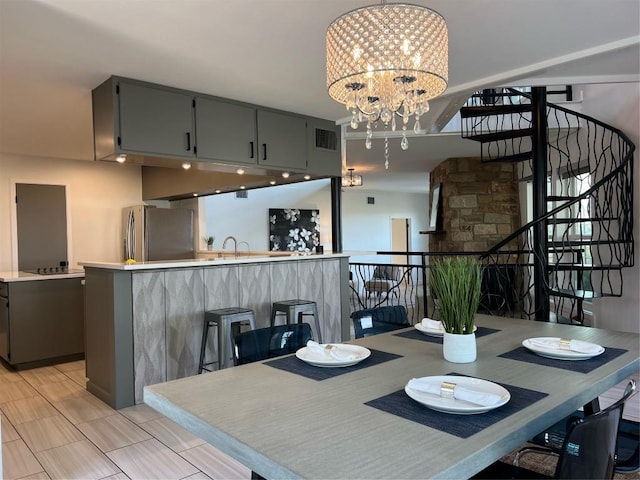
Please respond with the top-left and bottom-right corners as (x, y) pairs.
(235, 191), (248, 199)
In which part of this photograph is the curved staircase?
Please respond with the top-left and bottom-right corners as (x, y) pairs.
(460, 87), (635, 323)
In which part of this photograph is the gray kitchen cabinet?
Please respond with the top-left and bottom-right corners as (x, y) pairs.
(257, 109), (307, 170)
(118, 81), (195, 158)
(93, 77), (195, 161)
(196, 98), (308, 171)
(93, 76), (339, 184)
(0, 283), (8, 361)
(0, 278), (84, 367)
(195, 97), (258, 166)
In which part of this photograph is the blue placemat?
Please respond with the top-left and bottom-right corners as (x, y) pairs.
(499, 346), (628, 374)
(265, 348), (403, 381)
(394, 326), (501, 344)
(365, 374), (548, 438)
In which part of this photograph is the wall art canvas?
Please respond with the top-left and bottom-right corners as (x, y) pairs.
(269, 208), (320, 252)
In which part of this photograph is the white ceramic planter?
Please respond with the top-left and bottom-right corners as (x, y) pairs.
(443, 332), (477, 363)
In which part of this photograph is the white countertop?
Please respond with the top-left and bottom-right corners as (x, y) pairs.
(0, 270), (85, 282)
(80, 252), (349, 271)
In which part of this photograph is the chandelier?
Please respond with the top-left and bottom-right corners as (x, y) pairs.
(342, 168), (363, 187)
(326, 2), (448, 169)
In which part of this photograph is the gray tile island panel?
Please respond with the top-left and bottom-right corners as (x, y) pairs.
(83, 254), (350, 409)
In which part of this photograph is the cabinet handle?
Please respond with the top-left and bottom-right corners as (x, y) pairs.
(249, 141), (254, 159)
(262, 143), (267, 161)
(185, 132), (191, 151)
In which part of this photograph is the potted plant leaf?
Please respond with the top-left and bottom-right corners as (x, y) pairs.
(204, 236), (215, 250)
(429, 256), (483, 363)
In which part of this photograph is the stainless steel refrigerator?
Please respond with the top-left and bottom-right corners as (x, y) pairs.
(123, 205), (195, 261)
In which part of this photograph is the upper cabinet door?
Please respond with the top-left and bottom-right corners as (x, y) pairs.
(195, 97), (258, 165)
(118, 81), (195, 158)
(257, 110), (307, 170)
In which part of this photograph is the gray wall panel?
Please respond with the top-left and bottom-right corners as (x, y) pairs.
(297, 259), (324, 342)
(322, 259), (341, 344)
(238, 263), (271, 328)
(165, 268), (204, 380)
(133, 271), (166, 404)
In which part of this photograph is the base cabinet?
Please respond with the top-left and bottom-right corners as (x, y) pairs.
(0, 279), (84, 367)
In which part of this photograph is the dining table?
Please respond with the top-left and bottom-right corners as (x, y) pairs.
(143, 314), (639, 479)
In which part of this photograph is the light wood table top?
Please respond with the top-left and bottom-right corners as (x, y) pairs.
(144, 315), (639, 479)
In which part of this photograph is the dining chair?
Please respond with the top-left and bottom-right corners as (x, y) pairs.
(232, 323), (314, 366)
(351, 305), (410, 338)
(474, 378), (636, 479)
(529, 379), (639, 474)
(363, 266), (401, 299)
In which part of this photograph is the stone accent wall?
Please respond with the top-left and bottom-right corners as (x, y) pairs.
(429, 157), (520, 253)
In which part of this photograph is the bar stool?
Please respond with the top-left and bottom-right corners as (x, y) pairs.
(270, 299), (322, 343)
(199, 307), (256, 373)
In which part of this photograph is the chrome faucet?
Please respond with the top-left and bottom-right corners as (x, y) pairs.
(221, 236), (237, 258)
(237, 241), (250, 256)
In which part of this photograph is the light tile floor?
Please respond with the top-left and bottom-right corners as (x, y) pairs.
(0, 360), (251, 480)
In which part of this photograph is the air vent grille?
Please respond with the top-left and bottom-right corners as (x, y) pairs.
(315, 128), (337, 151)
(235, 191), (248, 199)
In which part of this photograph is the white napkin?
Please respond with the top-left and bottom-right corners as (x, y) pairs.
(407, 378), (502, 407)
(306, 340), (357, 361)
(421, 318), (444, 331)
(529, 338), (602, 354)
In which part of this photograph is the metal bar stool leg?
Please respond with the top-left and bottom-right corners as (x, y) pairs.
(198, 317), (211, 374)
(298, 305), (322, 343)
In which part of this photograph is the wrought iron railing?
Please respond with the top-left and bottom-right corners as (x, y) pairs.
(348, 251), (530, 324)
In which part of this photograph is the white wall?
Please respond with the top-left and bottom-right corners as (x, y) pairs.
(202, 180), (429, 256)
(576, 83), (640, 334)
(0, 153), (142, 271)
(341, 187), (429, 257)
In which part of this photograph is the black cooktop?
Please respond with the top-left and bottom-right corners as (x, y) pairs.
(23, 267), (69, 275)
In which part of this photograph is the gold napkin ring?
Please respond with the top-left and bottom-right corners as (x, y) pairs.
(440, 381), (456, 399)
(559, 338), (571, 350)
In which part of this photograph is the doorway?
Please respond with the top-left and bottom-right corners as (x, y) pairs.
(390, 217), (410, 265)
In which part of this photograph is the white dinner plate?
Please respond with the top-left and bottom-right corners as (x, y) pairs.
(295, 344), (371, 368)
(414, 323), (477, 337)
(522, 337), (605, 361)
(404, 375), (510, 415)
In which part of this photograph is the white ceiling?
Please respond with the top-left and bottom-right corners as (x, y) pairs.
(1, 0), (638, 192)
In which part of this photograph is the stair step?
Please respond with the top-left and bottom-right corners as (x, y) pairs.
(547, 264), (624, 271)
(547, 195), (578, 202)
(548, 239), (629, 247)
(549, 312), (583, 325)
(547, 217), (618, 224)
(482, 151), (532, 163)
(465, 128), (533, 143)
(550, 288), (613, 299)
(460, 104), (533, 118)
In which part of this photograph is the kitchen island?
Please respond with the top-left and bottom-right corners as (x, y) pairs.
(82, 253), (350, 409)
